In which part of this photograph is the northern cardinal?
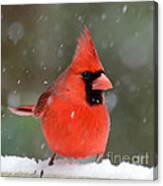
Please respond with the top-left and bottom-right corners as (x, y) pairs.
(9, 26), (113, 171)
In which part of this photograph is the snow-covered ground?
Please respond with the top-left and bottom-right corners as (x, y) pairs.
(1, 156), (155, 180)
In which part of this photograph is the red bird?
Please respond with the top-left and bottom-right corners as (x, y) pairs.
(9, 27), (113, 173)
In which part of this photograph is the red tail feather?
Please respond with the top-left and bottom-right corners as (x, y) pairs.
(8, 105), (35, 116)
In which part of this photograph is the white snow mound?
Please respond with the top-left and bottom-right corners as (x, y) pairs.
(1, 156), (154, 180)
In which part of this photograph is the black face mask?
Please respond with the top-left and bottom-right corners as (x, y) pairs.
(81, 70), (104, 105)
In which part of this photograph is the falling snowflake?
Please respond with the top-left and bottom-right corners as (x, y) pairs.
(78, 16), (84, 23)
(22, 50), (27, 56)
(109, 42), (114, 48)
(106, 93), (118, 111)
(44, 16), (48, 21)
(41, 143), (46, 150)
(70, 111), (75, 119)
(57, 47), (64, 58)
(122, 5), (128, 14)
(60, 43), (64, 48)
(101, 13), (107, 21)
(25, 69), (30, 74)
(43, 66), (47, 71)
(32, 48), (36, 53)
(143, 118), (147, 123)
(43, 80), (48, 85)
(2, 67), (6, 73)
(8, 92), (20, 106)
(101, 41), (108, 49)
(116, 18), (120, 23)
(7, 22), (24, 45)
(58, 66), (62, 72)
(13, 90), (17, 94)
(17, 80), (21, 85)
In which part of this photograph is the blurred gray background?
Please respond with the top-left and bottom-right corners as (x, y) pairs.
(1, 2), (156, 167)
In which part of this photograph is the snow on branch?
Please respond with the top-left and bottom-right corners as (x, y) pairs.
(1, 156), (154, 180)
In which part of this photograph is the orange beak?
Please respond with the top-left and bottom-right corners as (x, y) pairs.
(92, 73), (113, 91)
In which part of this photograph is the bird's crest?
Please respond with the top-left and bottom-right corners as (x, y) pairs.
(70, 26), (104, 73)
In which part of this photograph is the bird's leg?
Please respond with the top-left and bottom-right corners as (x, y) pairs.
(40, 170), (44, 178)
(96, 154), (104, 164)
(40, 153), (57, 178)
(48, 153), (57, 166)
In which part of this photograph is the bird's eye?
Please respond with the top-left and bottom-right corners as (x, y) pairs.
(82, 71), (91, 80)
(82, 72), (88, 76)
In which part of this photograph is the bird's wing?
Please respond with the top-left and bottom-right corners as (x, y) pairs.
(34, 89), (52, 118)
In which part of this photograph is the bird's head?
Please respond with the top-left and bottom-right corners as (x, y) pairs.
(57, 26), (113, 106)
